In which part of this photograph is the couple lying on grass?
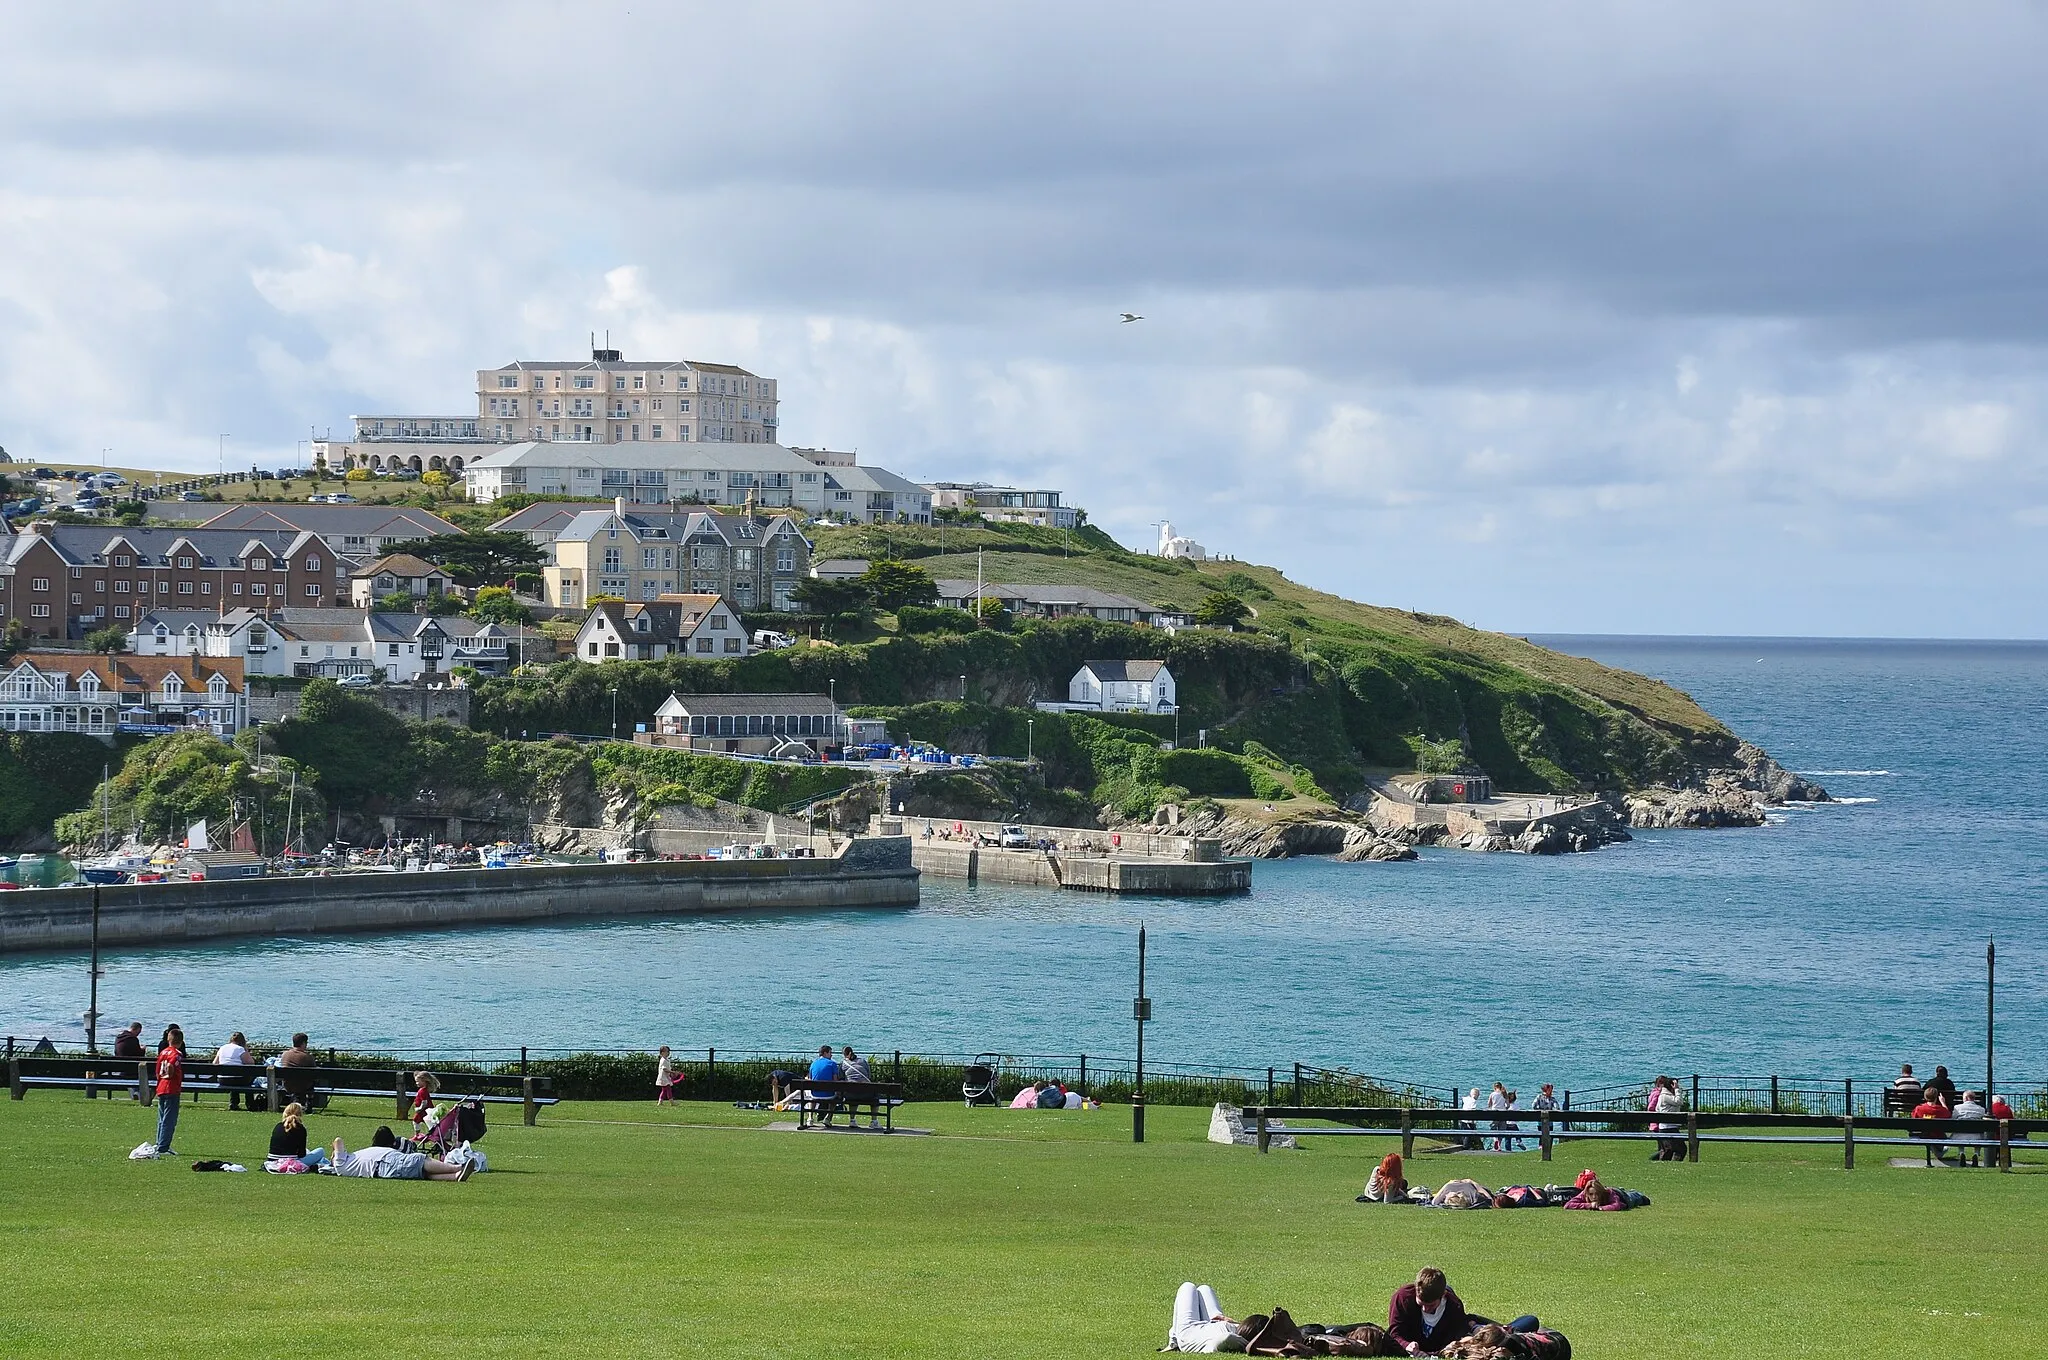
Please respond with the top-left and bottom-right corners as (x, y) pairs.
(264, 1105), (474, 1181)
(1359, 1155), (1645, 1211)
(1166, 1268), (1567, 1357)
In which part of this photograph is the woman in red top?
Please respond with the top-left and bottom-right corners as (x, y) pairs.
(153, 1025), (185, 1156)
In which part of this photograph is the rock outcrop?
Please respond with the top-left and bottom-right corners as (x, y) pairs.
(1733, 741), (1830, 803)
(1622, 781), (1769, 829)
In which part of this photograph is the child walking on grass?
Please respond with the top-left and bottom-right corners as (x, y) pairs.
(656, 1046), (680, 1105)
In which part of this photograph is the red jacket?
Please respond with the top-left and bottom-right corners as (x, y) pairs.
(1387, 1284), (1472, 1353)
(155, 1048), (183, 1097)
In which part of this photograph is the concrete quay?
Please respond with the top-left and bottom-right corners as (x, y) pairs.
(881, 817), (1252, 896)
(0, 837), (919, 954)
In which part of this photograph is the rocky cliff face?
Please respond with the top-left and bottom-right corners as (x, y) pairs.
(1619, 742), (1827, 829)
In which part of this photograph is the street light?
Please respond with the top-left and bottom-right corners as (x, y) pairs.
(1027, 718), (1034, 763)
(959, 674), (967, 701)
(1133, 924), (1151, 1144)
(218, 434), (229, 480)
(610, 686), (619, 741)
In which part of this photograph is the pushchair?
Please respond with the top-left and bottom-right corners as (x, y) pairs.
(963, 1054), (1001, 1107)
(409, 1097), (487, 1157)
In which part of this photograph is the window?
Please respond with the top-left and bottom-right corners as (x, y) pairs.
(115, 556), (131, 568)
(70, 593), (82, 605)
(115, 580), (130, 593)
(631, 426), (640, 440)
(233, 583), (243, 595)
(696, 637), (713, 653)
(499, 374), (518, 387)
(389, 644), (400, 656)
(603, 549), (622, 572)
(641, 548), (659, 568)
(251, 583), (267, 596)
(30, 604), (49, 618)
(177, 556), (192, 569)
(94, 580), (106, 593)
(724, 637), (741, 653)
(30, 578), (48, 591)
(678, 376), (690, 390)
(775, 548), (795, 573)
(679, 426), (691, 440)
(115, 605), (130, 619)
(158, 581), (170, 593)
(651, 425), (663, 440)
(305, 585), (321, 597)
(179, 583), (193, 595)
(733, 548), (756, 572)
(307, 555), (321, 570)
(652, 398), (663, 412)
(587, 642), (598, 656)
(573, 375), (594, 389)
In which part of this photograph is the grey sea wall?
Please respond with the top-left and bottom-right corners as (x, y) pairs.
(0, 838), (918, 953)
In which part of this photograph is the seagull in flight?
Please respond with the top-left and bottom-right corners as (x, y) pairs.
(1120, 312), (1143, 323)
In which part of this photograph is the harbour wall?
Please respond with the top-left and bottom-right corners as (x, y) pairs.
(908, 840), (1251, 896)
(0, 837), (918, 954)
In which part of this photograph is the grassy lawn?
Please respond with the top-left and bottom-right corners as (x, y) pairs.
(4, 1096), (2045, 1357)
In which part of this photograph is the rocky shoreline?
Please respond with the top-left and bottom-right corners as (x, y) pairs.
(1146, 741), (1829, 862)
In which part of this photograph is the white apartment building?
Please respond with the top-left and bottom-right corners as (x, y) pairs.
(925, 481), (1078, 530)
(463, 442), (933, 524)
(477, 347), (778, 446)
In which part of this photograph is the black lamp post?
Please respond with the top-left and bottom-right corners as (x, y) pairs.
(1986, 937), (1996, 1102)
(1134, 924), (1151, 1143)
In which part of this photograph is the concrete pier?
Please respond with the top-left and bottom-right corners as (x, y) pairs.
(0, 837), (919, 954)
(886, 817), (1252, 896)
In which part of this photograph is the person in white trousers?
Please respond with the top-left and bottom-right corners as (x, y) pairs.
(1167, 1282), (1247, 1353)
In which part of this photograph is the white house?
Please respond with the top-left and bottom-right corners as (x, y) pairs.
(268, 608), (512, 681)
(0, 652), (247, 736)
(129, 609), (293, 677)
(1038, 659), (1178, 715)
(574, 594), (749, 663)
(1157, 521), (1207, 561)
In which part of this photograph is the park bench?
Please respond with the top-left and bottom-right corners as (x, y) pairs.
(787, 1079), (908, 1131)
(7, 1057), (558, 1127)
(1236, 1106), (2040, 1171)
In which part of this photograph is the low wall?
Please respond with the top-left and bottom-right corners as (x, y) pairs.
(880, 813), (1219, 861)
(909, 842), (1249, 896)
(0, 838), (918, 953)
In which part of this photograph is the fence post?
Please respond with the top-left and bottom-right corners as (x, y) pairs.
(1686, 1112), (1699, 1163)
(1078, 1054), (1086, 1091)
(1563, 1089), (1571, 1111)
(8, 1057), (21, 1100)
(1292, 1063), (1302, 1104)
(1256, 1109), (1270, 1154)
(1266, 1067), (1275, 1101)
(522, 1076), (538, 1127)
(892, 1050), (900, 1083)
(1843, 1116), (1855, 1171)
(520, 1046), (529, 1079)
(1539, 1113), (1552, 1161)
(396, 1071), (409, 1120)
(1999, 1119), (2012, 1172)
(1401, 1106), (1414, 1160)
(1770, 1075), (1779, 1115)
(266, 1062), (280, 1114)
(1690, 1073), (1700, 1111)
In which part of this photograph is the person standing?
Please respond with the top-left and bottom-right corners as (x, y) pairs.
(153, 1026), (186, 1156)
(113, 1022), (146, 1102)
(1460, 1088), (1482, 1150)
(214, 1031), (252, 1111)
(655, 1046), (677, 1105)
(1486, 1082), (1510, 1152)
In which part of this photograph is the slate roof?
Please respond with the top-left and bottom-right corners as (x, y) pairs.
(1078, 659), (1168, 682)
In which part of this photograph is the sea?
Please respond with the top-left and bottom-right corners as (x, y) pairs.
(3, 637), (2043, 1092)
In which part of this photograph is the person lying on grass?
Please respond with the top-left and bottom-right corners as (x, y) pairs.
(329, 1125), (474, 1181)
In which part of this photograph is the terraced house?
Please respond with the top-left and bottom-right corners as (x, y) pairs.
(544, 501), (811, 611)
(0, 652), (247, 736)
(0, 523), (342, 641)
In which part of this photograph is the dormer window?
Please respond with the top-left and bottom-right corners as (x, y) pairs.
(177, 556), (192, 569)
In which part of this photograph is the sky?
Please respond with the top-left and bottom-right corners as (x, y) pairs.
(2, 3), (2045, 637)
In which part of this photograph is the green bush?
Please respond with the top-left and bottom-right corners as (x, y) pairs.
(896, 605), (977, 636)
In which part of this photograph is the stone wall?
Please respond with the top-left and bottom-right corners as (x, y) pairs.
(0, 838), (917, 953)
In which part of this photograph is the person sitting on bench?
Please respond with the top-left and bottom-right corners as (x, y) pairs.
(1910, 1089), (1953, 1164)
(330, 1125), (473, 1181)
(1952, 1091), (1989, 1167)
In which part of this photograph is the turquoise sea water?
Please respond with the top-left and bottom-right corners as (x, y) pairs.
(2, 637), (2043, 1090)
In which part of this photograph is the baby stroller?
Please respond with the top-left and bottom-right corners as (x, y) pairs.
(410, 1097), (487, 1157)
(963, 1054), (1001, 1108)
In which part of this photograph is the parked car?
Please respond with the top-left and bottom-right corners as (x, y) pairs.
(997, 824), (1032, 849)
(179, 491), (209, 501)
(31, 468), (54, 478)
(389, 469), (421, 481)
(336, 674), (375, 688)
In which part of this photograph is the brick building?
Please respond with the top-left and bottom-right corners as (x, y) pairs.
(0, 523), (343, 641)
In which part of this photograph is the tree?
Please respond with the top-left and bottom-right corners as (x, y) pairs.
(344, 468), (373, 482)
(1193, 592), (1251, 629)
(420, 469), (454, 499)
(468, 585), (533, 626)
(859, 558), (938, 611)
(792, 576), (871, 617)
(83, 626), (128, 654)
(973, 596), (1009, 629)
(385, 531), (543, 585)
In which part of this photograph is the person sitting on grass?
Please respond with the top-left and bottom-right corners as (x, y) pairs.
(1388, 1268), (1544, 1357)
(1010, 1081), (1047, 1109)
(267, 1102), (329, 1170)
(330, 1125), (474, 1181)
(1360, 1152), (1411, 1204)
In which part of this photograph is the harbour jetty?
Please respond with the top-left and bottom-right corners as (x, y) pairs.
(882, 816), (1252, 895)
(0, 837), (918, 953)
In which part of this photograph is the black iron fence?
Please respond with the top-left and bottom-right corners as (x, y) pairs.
(6, 1035), (2039, 1115)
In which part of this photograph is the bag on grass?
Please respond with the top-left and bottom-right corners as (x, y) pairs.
(128, 1143), (160, 1161)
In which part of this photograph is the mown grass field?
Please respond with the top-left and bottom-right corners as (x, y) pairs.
(4, 1095), (2045, 1358)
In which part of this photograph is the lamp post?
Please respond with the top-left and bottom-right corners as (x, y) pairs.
(1026, 718), (1034, 764)
(610, 686), (619, 741)
(217, 434), (229, 480)
(86, 885), (103, 1055)
(959, 674), (967, 701)
(1133, 924), (1151, 1144)
(1986, 937), (1996, 1103)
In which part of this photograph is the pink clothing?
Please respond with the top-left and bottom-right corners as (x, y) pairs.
(1009, 1087), (1040, 1109)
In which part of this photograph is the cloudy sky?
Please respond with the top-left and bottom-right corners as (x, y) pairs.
(3, 3), (2045, 637)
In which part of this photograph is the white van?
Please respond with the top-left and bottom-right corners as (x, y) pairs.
(753, 629), (795, 650)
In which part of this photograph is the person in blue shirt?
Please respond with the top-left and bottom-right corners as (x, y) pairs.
(805, 1045), (844, 1126)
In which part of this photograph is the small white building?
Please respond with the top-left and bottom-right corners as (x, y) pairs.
(129, 609), (294, 677)
(1157, 521), (1206, 561)
(1038, 660), (1178, 715)
(574, 594), (749, 663)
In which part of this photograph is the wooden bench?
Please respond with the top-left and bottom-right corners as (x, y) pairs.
(5, 1058), (558, 1127)
(1238, 1106), (2039, 1170)
(787, 1079), (908, 1131)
